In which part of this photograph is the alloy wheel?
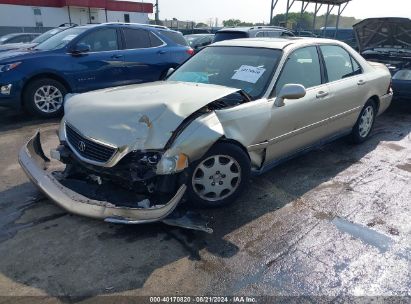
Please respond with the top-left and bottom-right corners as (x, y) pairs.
(192, 155), (242, 202)
(358, 105), (375, 138)
(34, 85), (63, 113)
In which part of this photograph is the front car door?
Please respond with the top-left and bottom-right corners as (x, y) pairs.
(318, 44), (370, 133)
(69, 28), (126, 92)
(265, 46), (333, 163)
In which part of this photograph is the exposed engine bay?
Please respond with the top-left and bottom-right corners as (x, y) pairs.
(361, 50), (411, 75)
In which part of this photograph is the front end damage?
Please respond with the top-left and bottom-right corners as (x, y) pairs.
(19, 131), (212, 233)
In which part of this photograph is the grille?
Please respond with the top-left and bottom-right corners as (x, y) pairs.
(65, 124), (117, 163)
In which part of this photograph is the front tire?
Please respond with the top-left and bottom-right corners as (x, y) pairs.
(187, 142), (251, 208)
(23, 78), (67, 118)
(351, 100), (377, 144)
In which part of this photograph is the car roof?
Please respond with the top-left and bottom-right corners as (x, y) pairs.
(217, 26), (290, 33)
(2, 33), (39, 38)
(212, 37), (345, 49)
(185, 34), (214, 37)
(73, 22), (181, 33)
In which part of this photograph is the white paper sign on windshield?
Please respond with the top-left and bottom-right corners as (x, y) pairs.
(231, 65), (266, 83)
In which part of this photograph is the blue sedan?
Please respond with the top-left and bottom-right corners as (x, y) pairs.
(0, 23), (193, 117)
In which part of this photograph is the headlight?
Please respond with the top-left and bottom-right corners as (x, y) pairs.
(156, 153), (188, 175)
(0, 62), (21, 73)
(393, 69), (411, 81)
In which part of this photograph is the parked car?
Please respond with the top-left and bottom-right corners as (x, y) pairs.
(19, 38), (392, 225)
(293, 30), (317, 37)
(354, 17), (411, 100)
(0, 25), (76, 53)
(213, 26), (294, 43)
(0, 23), (193, 117)
(185, 34), (214, 52)
(317, 27), (357, 49)
(0, 32), (40, 45)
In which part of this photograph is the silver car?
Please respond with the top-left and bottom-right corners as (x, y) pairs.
(19, 38), (393, 225)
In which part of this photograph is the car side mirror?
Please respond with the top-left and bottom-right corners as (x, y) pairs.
(165, 67), (175, 79)
(274, 84), (306, 107)
(70, 43), (90, 55)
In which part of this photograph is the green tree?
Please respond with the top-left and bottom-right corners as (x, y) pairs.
(223, 19), (242, 27)
(195, 22), (208, 28)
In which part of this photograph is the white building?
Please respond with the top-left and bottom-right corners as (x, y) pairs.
(0, 0), (153, 29)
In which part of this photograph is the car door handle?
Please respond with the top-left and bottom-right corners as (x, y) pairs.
(316, 91), (329, 98)
(157, 50), (166, 55)
(111, 54), (123, 59)
(357, 80), (367, 86)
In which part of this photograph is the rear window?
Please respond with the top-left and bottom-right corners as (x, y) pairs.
(213, 31), (248, 43)
(160, 31), (188, 46)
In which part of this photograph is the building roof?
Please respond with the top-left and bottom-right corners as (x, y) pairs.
(295, 0), (350, 4)
(0, 0), (153, 13)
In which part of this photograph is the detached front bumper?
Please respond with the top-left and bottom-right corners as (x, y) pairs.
(19, 131), (187, 224)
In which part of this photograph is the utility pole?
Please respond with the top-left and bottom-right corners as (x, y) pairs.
(154, 0), (160, 25)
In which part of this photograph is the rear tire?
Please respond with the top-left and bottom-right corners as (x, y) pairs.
(23, 78), (67, 118)
(351, 100), (377, 144)
(187, 142), (251, 208)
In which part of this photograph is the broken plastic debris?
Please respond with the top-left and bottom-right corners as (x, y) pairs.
(137, 199), (151, 209)
(162, 210), (213, 234)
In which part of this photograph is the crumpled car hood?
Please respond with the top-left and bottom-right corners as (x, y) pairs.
(64, 81), (238, 150)
(353, 18), (411, 52)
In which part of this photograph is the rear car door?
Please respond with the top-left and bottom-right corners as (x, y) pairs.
(319, 45), (369, 133)
(121, 28), (170, 84)
(69, 28), (126, 92)
(266, 46), (332, 162)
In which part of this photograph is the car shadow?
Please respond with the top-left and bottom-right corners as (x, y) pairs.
(0, 102), (409, 299)
(0, 106), (59, 133)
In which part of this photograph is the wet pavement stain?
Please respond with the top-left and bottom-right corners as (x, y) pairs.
(383, 143), (406, 151)
(332, 217), (394, 253)
(397, 163), (411, 173)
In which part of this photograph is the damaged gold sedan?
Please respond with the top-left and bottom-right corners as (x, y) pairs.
(19, 38), (393, 229)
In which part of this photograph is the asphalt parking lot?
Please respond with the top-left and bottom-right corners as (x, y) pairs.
(0, 101), (410, 302)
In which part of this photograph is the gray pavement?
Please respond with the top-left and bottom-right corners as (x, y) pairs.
(0, 102), (410, 302)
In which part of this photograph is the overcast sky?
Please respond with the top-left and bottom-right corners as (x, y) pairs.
(138, 0), (411, 24)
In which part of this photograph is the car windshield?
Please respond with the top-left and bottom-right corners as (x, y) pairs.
(168, 46), (282, 99)
(35, 27), (87, 51)
(32, 28), (64, 44)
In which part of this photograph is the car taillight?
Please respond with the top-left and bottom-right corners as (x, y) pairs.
(186, 48), (195, 56)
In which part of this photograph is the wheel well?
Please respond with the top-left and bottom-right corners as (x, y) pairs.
(369, 95), (380, 112)
(21, 73), (72, 106)
(215, 138), (251, 161)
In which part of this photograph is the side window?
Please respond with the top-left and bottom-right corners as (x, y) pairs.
(351, 56), (362, 75)
(9, 36), (25, 43)
(266, 31), (281, 38)
(320, 45), (358, 82)
(256, 32), (265, 38)
(149, 32), (164, 47)
(123, 28), (151, 49)
(77, 29), (118, 52)
(281, 31), (294, 37)
(274, 46), (322, 95)
(160, 31), (188, 46)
